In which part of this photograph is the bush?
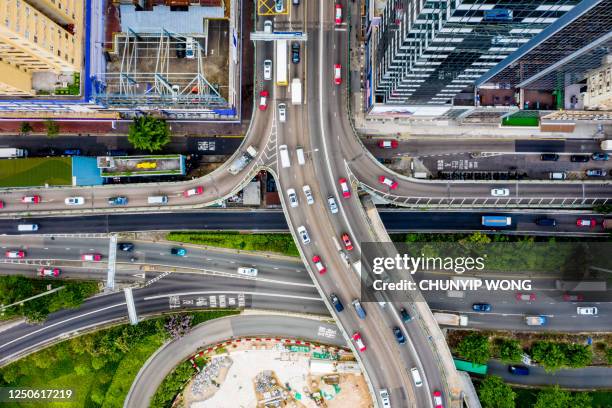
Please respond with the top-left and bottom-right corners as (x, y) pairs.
(128, 115), (171, 152)
(150, 361), (195, 408)
(478, 376), (515, 408)
(167, 232), (299, 257)
(534, 386), (591, 408)
(456, 333), (490, 365)
(495, 338), (522, 363)
(530, 341), (592, 372)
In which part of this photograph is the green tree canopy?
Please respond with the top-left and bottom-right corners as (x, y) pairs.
(128, 116), (171, 152)
(495, 338), (523, 363)
(456, 333), (491, 365)
(534, 386), (591, 408)
(478, 376), (515, 408)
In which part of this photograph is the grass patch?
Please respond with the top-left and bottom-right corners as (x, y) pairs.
(0, 157), (72, 187)
(501, 112), (540, 127)
(0, 310), (238, 407)
(167, 232), (299, 257)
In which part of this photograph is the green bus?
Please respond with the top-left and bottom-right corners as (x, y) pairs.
(453, 358), (488, 375)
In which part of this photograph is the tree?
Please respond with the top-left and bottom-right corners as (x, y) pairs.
(534, 386), (590, 408)
(128, 115), (171, 152)
(531, 341), (566, 372)
(478, 376), (515, 408)
(564, 343), (592, 368)
(44, 120), (60, 138)
(495, 338), (522, 363)
(19, 121), (33, 136)
(456, 333), (491, 365)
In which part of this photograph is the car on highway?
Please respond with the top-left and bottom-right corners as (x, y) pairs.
(65, 196), (84, 206)
(274, 0), (283, 12)
(118, 242), (134, 252)
(508, 365), (530, 375)
(570, 154), (590, 162)
(237, 267), (258, 277)
(312, 255), (327, 274)
(81, 253), (102, 262)
(330, 293), (344, 312)
(379, 389), (391, 408)
(585, 168), (607, 177)
(576, 218), (596, 227)
(535, 217), (557, 227)
(333, 64), (342, 85)
(263, 20), (273, 34)
(0, 200), (4, 209)
(263, 59), (272, 80)
(516, 293), (536, 301)
(287, 188), (298, 208)
(378, 176), (398, 189)
(378, 140), (398, 149)
(5, 250), (25, 258)
(393, 327), (406, 344)
(433, 391), (444, 408)
(183, 186), (204, 197)
(563, 293), (584, 301)
(491, 188), (509, 197)
(327, 196), (338, 214)
(22, 195), (41, 204)
(592, 152), (609, 161)
(577, 306), (598, 315)
(472, 303), (492, 312)
(39, 267), (60, 277)
(108, 196), (128, 206)
(338, 178), (351, 198)
(400, 307), (412, 322)
(341, 233), (353, 251)
(540, 153), (559, 161)
(170, 248), (187, 256)
(63, 148), (81, 156)
(258, 90), (269, 110)
(291, 42), (300, 64)
(297, 225), (310, 244)
(278, 103), (287, 122)
(302, 185), (314, 205)
(352, 299), (367, 319)
(352, 332), (366, 352)
(335, 3), (342, 24)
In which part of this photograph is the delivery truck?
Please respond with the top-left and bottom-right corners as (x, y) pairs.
(433, 312), (468, 327)
(291, 78), (302, 105)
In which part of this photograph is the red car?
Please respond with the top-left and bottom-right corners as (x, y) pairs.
(576, 218), (596, 227)
(0, 200), (4, 209)
(516, 293), (536, 301)
(341, 233), (353, 251)
(312, 255), (327, 274)
(352, 331), (366, 352)
(378, 176), (398, 189)
(377, 140), (398, 149)
(563, 293), (584, 302)
(339, 178), (351, 198)
(334, 64), (342, 85)
(5, 250), (25, 259)
(39, 267), (60, 277)
(183, 186), (204, 197)
(259, 90), (269, 111)
(81, 253), (102, 262)
(22, 195), (41, 204)
(335, 4), (342, 24)
(433, 391), (443, 408)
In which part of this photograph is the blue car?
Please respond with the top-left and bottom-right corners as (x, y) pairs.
(472, 303), (492, 312)
(508, 365), (529, 375)
(400, 307), (412, 322)
(170, 248), (187, 256)
(591, 152), (609, 161)
(108, 196), (128, 206)
(63, 148), (81, 156)
(330, 293), (344, 312)
(393, 327), (406, 344)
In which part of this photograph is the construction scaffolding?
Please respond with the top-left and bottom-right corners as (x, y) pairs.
(94, 29), (228, 110)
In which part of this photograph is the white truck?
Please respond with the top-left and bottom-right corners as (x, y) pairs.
(601, 140), (612, 151)
(0, 148), (27, 158)
(433, 312), (468, 327)
(227, 145), (258, 175)
(291, 78), (302, 105)
(279, 144), (291, 168)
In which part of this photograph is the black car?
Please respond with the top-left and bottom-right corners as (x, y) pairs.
(400, 307), (412, 322)
(393, 327), (406, 344)
(117, 242), (134, 252)
(291, 42), (300, 64)
(176, 42), (186, 59)
(535, 217), (557, 227)
(540, 153), (559, 161)
(330, 293), (344, 312)
(38, 147), (58, 157)
(570, 154), (590, 162)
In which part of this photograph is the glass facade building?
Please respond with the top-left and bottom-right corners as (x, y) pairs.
(368, 0), (581, 108)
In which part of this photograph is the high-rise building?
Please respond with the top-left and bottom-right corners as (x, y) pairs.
(366, 0), (581, 110)
(0, 0), (83, 95)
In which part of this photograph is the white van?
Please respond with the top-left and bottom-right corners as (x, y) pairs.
(296, 146), (306, 165)
(148, 195), (168, 204)
(237, 267), (258, 277)
(279, 145), (291, 168)
(17, 224), (38, 232)
(410, 367), (423, 387)
(549, 172), (567, 180)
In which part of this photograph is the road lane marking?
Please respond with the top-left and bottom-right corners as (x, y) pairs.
(143, 291), (322, 302)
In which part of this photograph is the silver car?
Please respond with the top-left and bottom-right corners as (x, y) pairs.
(278, 103), (287, 122)
(263, 59), (272, 80)
(297, 225), (310, 244)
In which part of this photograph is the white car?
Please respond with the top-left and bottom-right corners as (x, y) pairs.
(491, 188), (510, 197)
(287, 188), (298, 208)
(263, 20), (273, 34)
(263, 59), (272, 80)
(278, 103), (287, 122)
(379, 390), (391, 408)
(302, 185), (314, 205)
(327, 196), (338, 214)
(237, 267), (258, 277)
(297, 225), (310, 244)
(65, 196), (85, 206)
(577, 306), (598, 315)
